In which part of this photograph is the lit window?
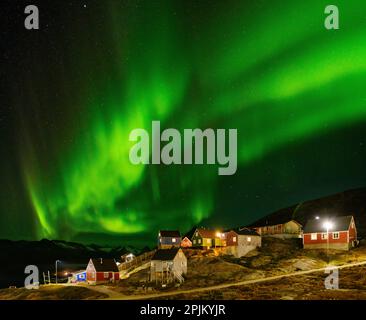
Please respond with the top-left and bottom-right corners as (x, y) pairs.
(333, 232), (340, 239)
(311, 233), (317, 240)
(207, 239), (211, 245)
(193, 239), (196, 244)
(198, 239), (202, 244)
(104, 272), (109, 278)
(247, 237), (251, 242)
(321, 233), (328, 240)
(172, 238), (176, 243)
(233, 236), (237, 243)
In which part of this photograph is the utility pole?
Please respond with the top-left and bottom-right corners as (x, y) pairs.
(55, 260), (61, 284)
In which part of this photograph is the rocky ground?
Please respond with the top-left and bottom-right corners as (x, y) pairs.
(2, 238), (366, 299)
(0, 285), (107, 300)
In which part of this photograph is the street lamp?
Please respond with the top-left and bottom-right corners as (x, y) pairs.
(323, 221), (333, 258)
(55, 260), (61, 284)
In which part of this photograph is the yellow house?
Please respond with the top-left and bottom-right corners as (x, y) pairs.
(191, 228), (225, 249)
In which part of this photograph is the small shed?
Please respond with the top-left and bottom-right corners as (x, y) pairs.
(181, 236), (192, 248)
(150, 248), (187, 284)
(86, 258), (120, 285)
(70, 270), (86, 283)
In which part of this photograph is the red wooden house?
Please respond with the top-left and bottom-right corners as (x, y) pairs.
(180, 236), (192, 248)
(86, 258), (120, 285)
(303, 215), (357, 250)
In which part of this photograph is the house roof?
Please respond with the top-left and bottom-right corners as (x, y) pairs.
(232, 227), (260, 236)
(183, 227), (197, 240)
(195, 228), (217, 239)
(247, 205), (301, 228)
(90, 258), (118, 272)
(303, 215), (354, 233)
(159, 230), (180, 238)
(151, 248), (181, 261)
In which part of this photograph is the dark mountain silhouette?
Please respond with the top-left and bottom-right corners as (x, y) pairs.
(0, 239), (146, 289)
(247, 187), (366, 238)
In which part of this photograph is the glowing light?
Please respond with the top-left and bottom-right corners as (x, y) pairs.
(323, 221), (333, 230)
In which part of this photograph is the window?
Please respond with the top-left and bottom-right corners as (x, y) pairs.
(198, 239), (202, 244)
(333, 232), (340, 239)
(233, 236), (237, 243)
(207, 239), (211, 245)
(104, 272), (109, 278)
(311, 233), (317, 240)
(321, 233), (328, 240)
(193, 239), (196, 244)
(247, 237), (251, 242)
(172, 238), (176, 243)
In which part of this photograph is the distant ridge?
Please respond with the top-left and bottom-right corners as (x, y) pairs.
(247, 187), (366, 238)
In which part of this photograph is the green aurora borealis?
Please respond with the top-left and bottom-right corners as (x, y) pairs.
(2, 0), (366, 246)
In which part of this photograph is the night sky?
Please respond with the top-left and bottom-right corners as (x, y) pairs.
(2, 0), (366, 247)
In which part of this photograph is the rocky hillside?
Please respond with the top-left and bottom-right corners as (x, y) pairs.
(248, 187), (366, 237)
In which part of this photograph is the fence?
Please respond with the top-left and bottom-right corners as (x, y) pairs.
(119, 250), (156, 272)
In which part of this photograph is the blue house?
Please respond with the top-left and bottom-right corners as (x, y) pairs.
(158, 230), (181, 249)
(71, 270), (87, 283)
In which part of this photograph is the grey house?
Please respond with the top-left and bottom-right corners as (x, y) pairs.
(150, 248), (187, 284)
(158, 230), (181, 248)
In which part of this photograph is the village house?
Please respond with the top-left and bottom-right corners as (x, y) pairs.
(158, 230), (181, 249)
(250, 219), (302, 239)
(303, 215), (357, 250)
(86, 258), (120, 285)
(180, 236), (192, 248)
(223, 228), (261, 258)
(150, 248), (187, 284)
(69, 270), (86, 283)
(191, 228), (225, 249)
